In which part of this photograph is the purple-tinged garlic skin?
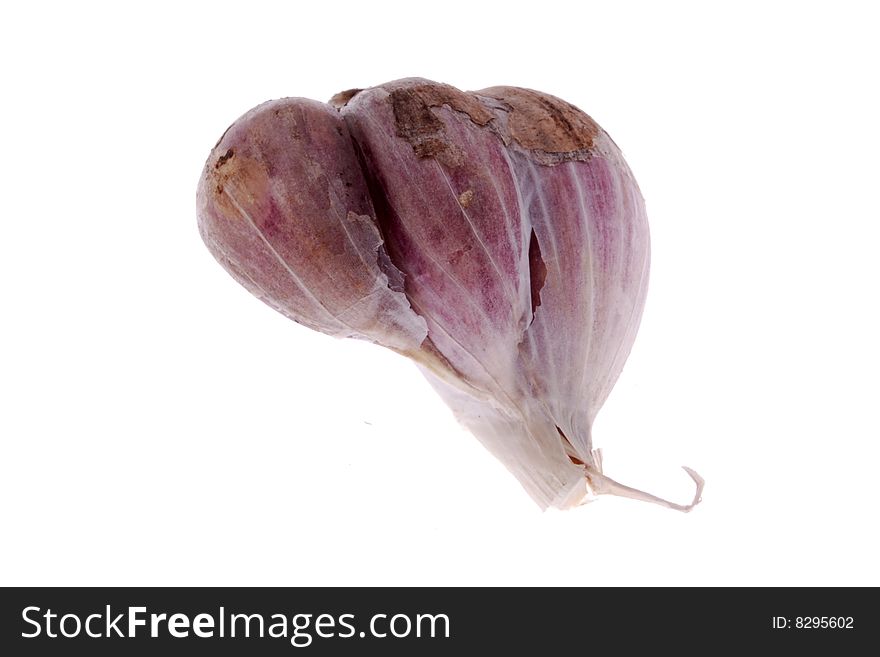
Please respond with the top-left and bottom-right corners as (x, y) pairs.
(197, 98), (428, 357)
(198, 79), (695, 511)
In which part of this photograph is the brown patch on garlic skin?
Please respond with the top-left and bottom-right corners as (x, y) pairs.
(388, 82), (493, 161)
(458, 189), (474, 208)
(215, 148), (235, 169)
(347, 79), (602, 168)
(209, 148), (271, 209)
(346, 79), (604, 167)
(477, 86), (601, 165)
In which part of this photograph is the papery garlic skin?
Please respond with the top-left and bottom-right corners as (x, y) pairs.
(196, 98), (428, 355)
(197, 79), (701, 511)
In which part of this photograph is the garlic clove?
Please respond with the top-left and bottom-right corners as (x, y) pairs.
(340, 79), (533, 400)
(197, 98), (428, 356)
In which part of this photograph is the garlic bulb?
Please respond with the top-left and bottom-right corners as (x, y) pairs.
(197, 78), (702, 511)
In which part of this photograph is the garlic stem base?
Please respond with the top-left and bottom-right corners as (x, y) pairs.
(581, 463), (704, 513)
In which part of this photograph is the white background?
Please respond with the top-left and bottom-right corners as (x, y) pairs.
(2, 1), (878, 586)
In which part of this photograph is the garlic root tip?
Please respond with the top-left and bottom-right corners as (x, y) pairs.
(584, 464), (704, 513)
